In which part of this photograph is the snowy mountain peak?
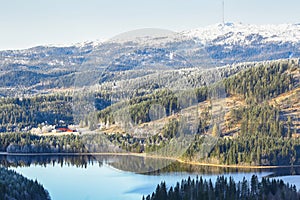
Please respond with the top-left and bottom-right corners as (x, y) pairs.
(182, 22), (300, 46)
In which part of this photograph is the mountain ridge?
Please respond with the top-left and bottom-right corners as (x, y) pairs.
(0, 23), (300, 96)
(2, 22), (300, 52)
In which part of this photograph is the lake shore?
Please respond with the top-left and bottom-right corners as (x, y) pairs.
(1, 151), (299, 169)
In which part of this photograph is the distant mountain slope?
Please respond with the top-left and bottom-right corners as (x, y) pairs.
(183, 23), (300, 63)
(184, 23), (300, 46)
(0, 23), (300, 96)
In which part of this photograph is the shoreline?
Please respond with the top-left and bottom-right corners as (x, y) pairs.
(1, 151), (299, 169)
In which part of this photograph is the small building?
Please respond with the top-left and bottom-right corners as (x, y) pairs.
(56, 126), (75, 132)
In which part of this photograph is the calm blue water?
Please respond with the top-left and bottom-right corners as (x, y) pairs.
(4, 156), (300, 200)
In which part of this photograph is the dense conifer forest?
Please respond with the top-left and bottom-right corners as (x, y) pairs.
(143, 175), (300, 200)
(0, 167), (50, 200)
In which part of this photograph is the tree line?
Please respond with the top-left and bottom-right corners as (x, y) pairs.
(143, 175), (299, 200)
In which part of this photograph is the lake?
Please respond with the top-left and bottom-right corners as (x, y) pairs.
(1, 155), (300, 200)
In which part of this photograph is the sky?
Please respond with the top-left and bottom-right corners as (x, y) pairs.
(0, 0), (300, 50)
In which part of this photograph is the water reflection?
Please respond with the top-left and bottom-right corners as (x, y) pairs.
(1, 154), (300, 176)
(0, 155), (97, 168)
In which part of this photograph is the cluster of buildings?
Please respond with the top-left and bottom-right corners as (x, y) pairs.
(31, 123), (77, 135)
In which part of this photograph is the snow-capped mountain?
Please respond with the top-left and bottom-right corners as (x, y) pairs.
(0, 22), (299, 96)
(184, 22), (300, 45)
(182, 22), (300, 63)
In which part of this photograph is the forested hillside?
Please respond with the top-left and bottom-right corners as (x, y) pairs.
(0, 93), (74, 132)
(0, 167), (50, 200)
(97, 59), (300, 166)
(0, 59), (299, 167)
(0, 60), (258, 133)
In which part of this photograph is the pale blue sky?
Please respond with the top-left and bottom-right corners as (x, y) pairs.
(0, 0), (299, 50)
